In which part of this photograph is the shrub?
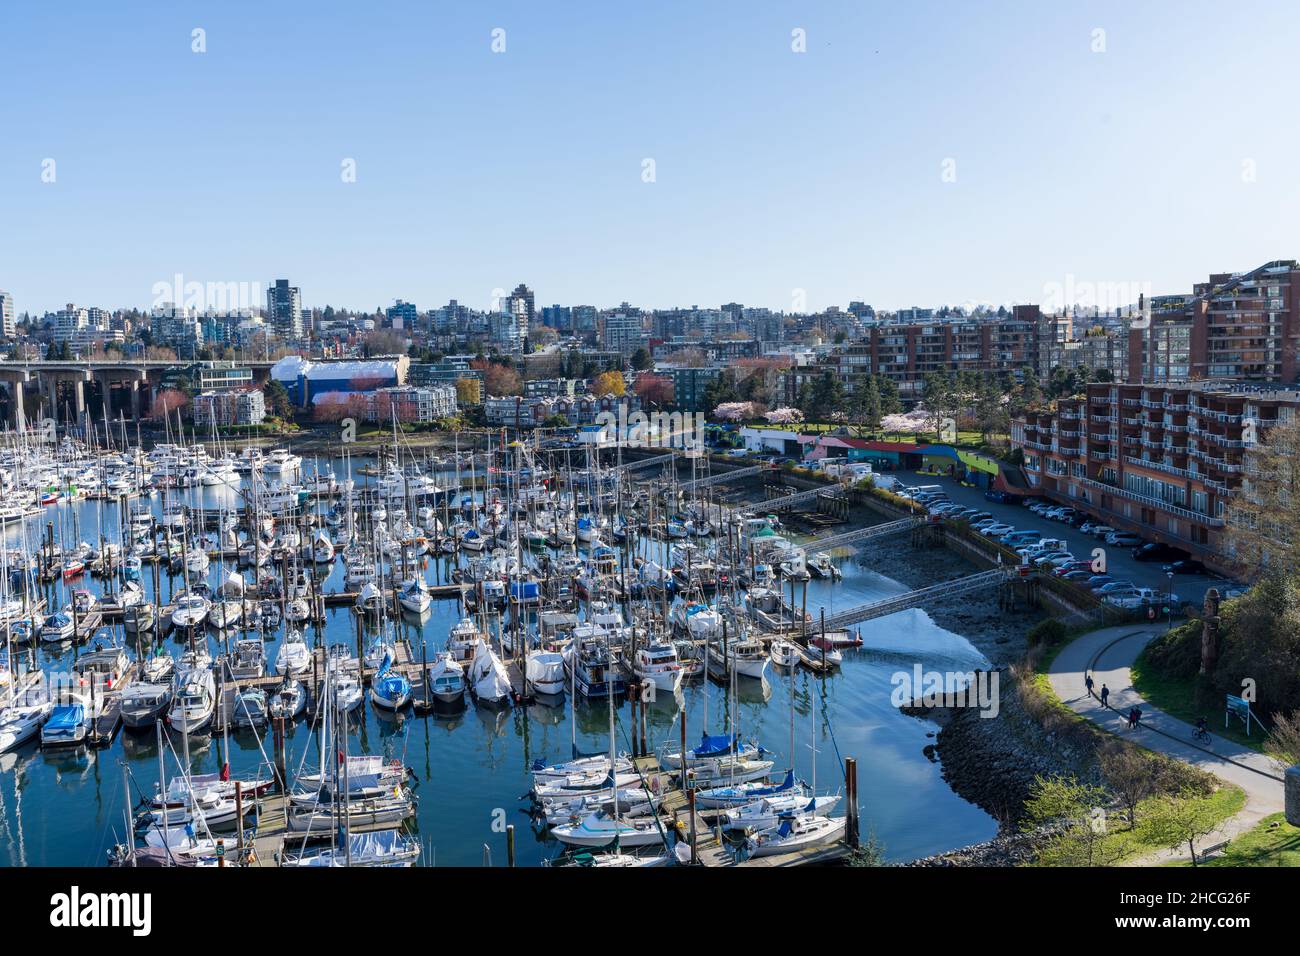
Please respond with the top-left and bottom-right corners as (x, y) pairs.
(1027, 618), (1069, 647)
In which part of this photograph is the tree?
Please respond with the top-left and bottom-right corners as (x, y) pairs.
(634, 372), (674, 408)
(1139, 789), (1225, 866)
(1226, 417), (1300, 577)
(262, 379), (293, 419)
(1022, 774), (1119, 867)
(630, 346), (653, 371)
(1264, 710), (1300, 766)
(148, 388), (190, 420)
(591, 370), (626, 398)
(1099, 744), (1155, 829)
(471, 359), (522, 396)
(454, 377), (482, 406)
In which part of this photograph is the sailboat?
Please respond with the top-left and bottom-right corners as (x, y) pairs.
(468, 638), (512, 707)
(369, 652), (412, 710)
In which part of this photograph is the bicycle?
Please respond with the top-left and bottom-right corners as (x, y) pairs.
(1192, 726), (1212, 745)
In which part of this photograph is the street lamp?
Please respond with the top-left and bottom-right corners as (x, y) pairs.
(1166, 570), (1175, 631)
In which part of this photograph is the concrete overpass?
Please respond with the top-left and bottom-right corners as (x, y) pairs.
(0, 359), (276, 431)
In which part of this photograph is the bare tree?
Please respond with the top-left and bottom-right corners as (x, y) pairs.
(1099, 744), (1155, 829)
(1264, 709), (1300, 766)
(1226, 418), (1300, 576)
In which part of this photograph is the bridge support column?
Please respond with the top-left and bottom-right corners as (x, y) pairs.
(12, 381), (25, 432)
(131, 379), (142, 420)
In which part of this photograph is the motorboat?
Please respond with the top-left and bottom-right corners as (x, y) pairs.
(171, 592), (211, 632)
(274, 629), (311, 678)
(723, 793), (841, 832)
(422, 652), (465, 705)
(631, 642), (684, 696)
(228, 637), (266, 679)
(769, 639), (802, 668)
(549, 808), (667, 848)
(525, 649), (566, 697)
(268, 679), (307, 720)
(231, 687), (269, 729)
(168, 670), (216, 733)
(119, 682), (172, 729)
(41, 701), (89, 747)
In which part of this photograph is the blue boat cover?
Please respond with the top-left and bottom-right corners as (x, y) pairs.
(694, 732), (737, 756)
(48, 705), (85, 730)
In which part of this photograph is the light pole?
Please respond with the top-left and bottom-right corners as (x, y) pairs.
(1166, 570), (1175, 631)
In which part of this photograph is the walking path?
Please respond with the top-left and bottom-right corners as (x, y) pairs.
(1047, 624), (1286, 863)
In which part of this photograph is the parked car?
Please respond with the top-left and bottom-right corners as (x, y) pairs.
(1053, 559), (1096, 576)
(1106, 587), (1180, 609)
(1083, 524), (1116, 539)
(1086, 574), (1117, 589)
(1105, 532), (1143, 547)
(1001, 530), (1043, 546)
(984, 490), (1013, 503)
(1095, 581), (1139, 596)
(1037, 553), (1079, 570)
(1162, 559), (1209, 575)
(964, 511), (992, 524)
(1060, 569), (1095, 582)
(980, 523), (1015, 538)
(971, 518), (1001, 530)
(1133, 542), (1187, 563)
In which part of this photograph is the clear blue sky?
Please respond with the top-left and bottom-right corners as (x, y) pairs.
(3, 1), (1298, 317)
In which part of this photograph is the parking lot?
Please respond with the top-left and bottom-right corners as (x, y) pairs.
(893, 475), (1232, 608)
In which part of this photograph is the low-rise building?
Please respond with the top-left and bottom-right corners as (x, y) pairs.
(193, 388), (266, 427)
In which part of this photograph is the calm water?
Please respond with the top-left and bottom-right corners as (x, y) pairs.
(0, 459), (997, 866)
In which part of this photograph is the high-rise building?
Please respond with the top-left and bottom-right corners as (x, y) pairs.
(601, 311), (645, 356)
(266, 279), (303, 338)
(386, 299), (418, 330)
(503, 284), (535, 324)
(0, 290), (14, 338)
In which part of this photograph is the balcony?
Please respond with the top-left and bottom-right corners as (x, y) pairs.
(1080, 477), (1225, 527)
(1124, 455), (1193, 480)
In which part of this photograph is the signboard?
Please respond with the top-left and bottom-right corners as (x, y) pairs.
(1226, 694), (1253, 735)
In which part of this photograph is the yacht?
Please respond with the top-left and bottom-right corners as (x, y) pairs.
(632, 642), (685, 696)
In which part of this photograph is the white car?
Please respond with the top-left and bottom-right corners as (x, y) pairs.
(980, 523), (1015, 538)
(1106, 587), (1180, 609)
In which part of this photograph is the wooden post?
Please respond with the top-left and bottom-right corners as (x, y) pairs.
(235, 781), (245, 856)
(506, 823), (515, 867)
(679, 709), (688, 792)
(688, 787), (698, 864)
(845, 756), (859, 850)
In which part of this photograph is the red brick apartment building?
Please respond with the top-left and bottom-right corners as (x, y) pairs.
(1012, 381), (1300, 570)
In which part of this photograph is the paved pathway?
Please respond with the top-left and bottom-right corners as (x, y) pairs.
(1047, 624), (1286, 862)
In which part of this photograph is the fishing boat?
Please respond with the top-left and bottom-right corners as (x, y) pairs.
(745, 809), (846, 857)
(284, 597), (311, 624)
(168, 670), (216, 733)
(561, 634), (624, 699)
(707, 636), (770, 681)
(119, 682), (172, 729)
(769, 639), (802, 668)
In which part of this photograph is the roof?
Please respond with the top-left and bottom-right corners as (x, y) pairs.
(271, 355), (400, 382)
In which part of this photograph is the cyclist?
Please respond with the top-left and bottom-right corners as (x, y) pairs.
(1194, 716), (1210, 742)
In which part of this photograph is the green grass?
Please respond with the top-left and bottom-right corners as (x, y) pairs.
(1094, 786), (1247, 866)
(1130, 648), (1266, 753)
(1175, 813), (1300, 867)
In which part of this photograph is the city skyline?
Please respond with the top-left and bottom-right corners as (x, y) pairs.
(4, 1), (1299, 315)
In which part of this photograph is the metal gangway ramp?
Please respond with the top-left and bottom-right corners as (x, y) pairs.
(821, 568), (1011, 628)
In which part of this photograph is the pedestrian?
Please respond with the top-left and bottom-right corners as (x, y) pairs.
(1085, 673), (1094, 697)
(1100, 684), (1110, 707)
(1127, 707), (1137, 729)
(1133, 706), (1142, 728)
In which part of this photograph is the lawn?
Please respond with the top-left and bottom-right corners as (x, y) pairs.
(1130, 648), (1265, 753)
(1179, 813), (1300, 867)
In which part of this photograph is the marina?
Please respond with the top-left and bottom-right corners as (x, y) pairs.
(0, 425), (1001, 868)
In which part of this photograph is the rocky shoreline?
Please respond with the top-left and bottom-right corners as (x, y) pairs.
(851, 532), (1043, 668)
